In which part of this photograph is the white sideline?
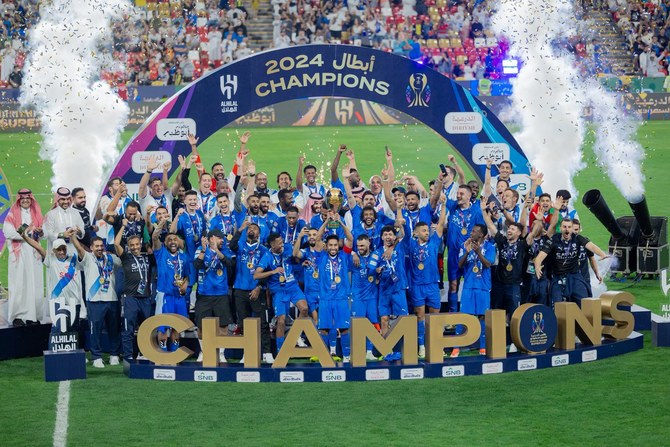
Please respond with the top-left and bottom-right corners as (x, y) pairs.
(53, 380), (71, 447)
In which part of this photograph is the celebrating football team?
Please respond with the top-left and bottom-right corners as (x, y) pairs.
(3, 131), (610, 366)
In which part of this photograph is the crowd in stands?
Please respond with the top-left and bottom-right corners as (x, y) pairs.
(609, 0), (670, 76)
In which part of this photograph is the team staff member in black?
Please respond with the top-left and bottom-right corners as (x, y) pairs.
(534, 218), (609, 305)
(193, 229), (235, 363)
(481, 198), (531, 320)
(114, 224), (154, 362)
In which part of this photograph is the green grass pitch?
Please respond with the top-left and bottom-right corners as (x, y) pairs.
(0, 122), (669, 446)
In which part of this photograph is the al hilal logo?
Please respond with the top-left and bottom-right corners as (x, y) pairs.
(220, 74), (238, 113)
(406, 73), (430, 107)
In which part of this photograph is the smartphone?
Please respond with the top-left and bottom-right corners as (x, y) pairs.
(17, 223), (28, 235)
(439, 163), (448, 176)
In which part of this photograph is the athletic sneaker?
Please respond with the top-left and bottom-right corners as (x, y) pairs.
(297, 336), (307, 347)
(219, 350), (227, 363)
(365, 350), (377, 361)
(450, 348), (461, 358)
(92, 358), (105, 368)
(158, 340), (167, 352)
(342, 356), (350, 363)
(109, 355), (120, 366)
(383, 352), (402, 362)
(479, 348), (486, 355)
(331, 354), (342, 362)
(197, 352), (204, 362)
(508, 344), (518, 353)
(418, 345), (426, 358)
(309, 356), (320, 362)
(262, 353), (275, 364)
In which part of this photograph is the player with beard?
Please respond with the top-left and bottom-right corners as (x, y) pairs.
(272, 171), (302, 209)
(70, 188), (96, 251)
(209, 193), (237, 244)
(254, 232), (309, 354)
(444, 185), (485, 313)
(529, 193), (554, 230)
(296, 155), (327, 203)
(572, 219), (602, 299)
(481, 197), (532, 320)
(257, 192), (277, 234)
(314, 230), (355, 362)
(146, 206), (171, 245)
(407, 194), (446, 358)
(535, 218), (608, 305)
(193, 229), (235, 363)
(114, 229), (154, 362)
(310, 195), (345, 243)
(293, 226), (324, 324)
(524, 215), (558, 306)
(229, 221), (274, 363)
(272, 188), (295, 218)
(138, 156), (175, 220)
(98, 177), (131, 220)
(73, 235), (122, 368)
(234, 192), (271, 244)
(104, 201), (146, 250)
(350, 234), (381, 361)
(272, 206), (306, 251)
(455, 223), (496, 356)
(152, 219), (191, 351)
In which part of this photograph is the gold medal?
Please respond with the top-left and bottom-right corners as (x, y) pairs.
(368, 276), (374, 283)
(472, 266), (479, 273)
(216, 269), (223, 276)
(227, 234), (233, 241)
(461, 227), (468, 235)
(247, 262), (254, 269)
(334, 276), (341, 284)
(418, 263), (424, 270)
(506, 264), (513, 272)
(312, 271), (319, 279)
(99, 277), (105, 284)
(279, 275), (286, 283)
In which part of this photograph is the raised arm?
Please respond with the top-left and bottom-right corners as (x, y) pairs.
(429, 175), (442, 210)
(482, 159), (492, 199)
(70, 229), (87, 260)
(519, 196), (532, 237)
(546, 197), (562, 238)
(480, 198), (499, 237)
(161, 160), (170, 191)
(106, 183), (126, 214)
(113, 219), (128, 257)
(435, 195), (447, 238)
(331, 144), (347, 183)
(138, 155), (160, 199)
(152, 218), (167, 251)
(448, 154), (466, 186)
(295, 154), (305, 191)
(293, 227), (308, 259)
(20, 225), (46, 259)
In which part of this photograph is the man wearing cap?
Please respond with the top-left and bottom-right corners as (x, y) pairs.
(20, 228), (84, 338)
(193, 229), (235, 363)
(72, 235), (122, 368)
(43, 187), (85, 254)
(3, 189), (45, 326)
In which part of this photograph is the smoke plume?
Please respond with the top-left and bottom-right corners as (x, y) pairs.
(21, 0), (131, 208)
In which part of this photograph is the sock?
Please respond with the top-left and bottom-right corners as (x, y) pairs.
(479, 319), (486, 349)
(320, 333), (329, 352)
(417, 320), (425, 347)
(329, 328), (337, 354)
(448, 291), (458, 313)
(276, 336), (285, 353)
(341, 332), (351, 357)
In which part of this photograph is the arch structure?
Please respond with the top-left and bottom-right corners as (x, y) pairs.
(103, 44), (531, 198)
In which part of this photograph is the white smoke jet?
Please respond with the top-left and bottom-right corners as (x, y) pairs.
(584, 82), (646, 203)
(21, 0), (131, 209)
(492, 0), (586, 198)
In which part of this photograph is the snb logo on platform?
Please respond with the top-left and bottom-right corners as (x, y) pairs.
(442, 365), (465, 377)
(153, 369), (176, 381)
(220, 74), (239, 113)
(322, 370), (347, 382)
(194, 370), (218, 382)
(406, 73), (431, 107)
(551, 354), (569, 367)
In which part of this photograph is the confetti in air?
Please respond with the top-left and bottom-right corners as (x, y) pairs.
(492, 0), (645, 201)
(20, 0), (131, 209)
